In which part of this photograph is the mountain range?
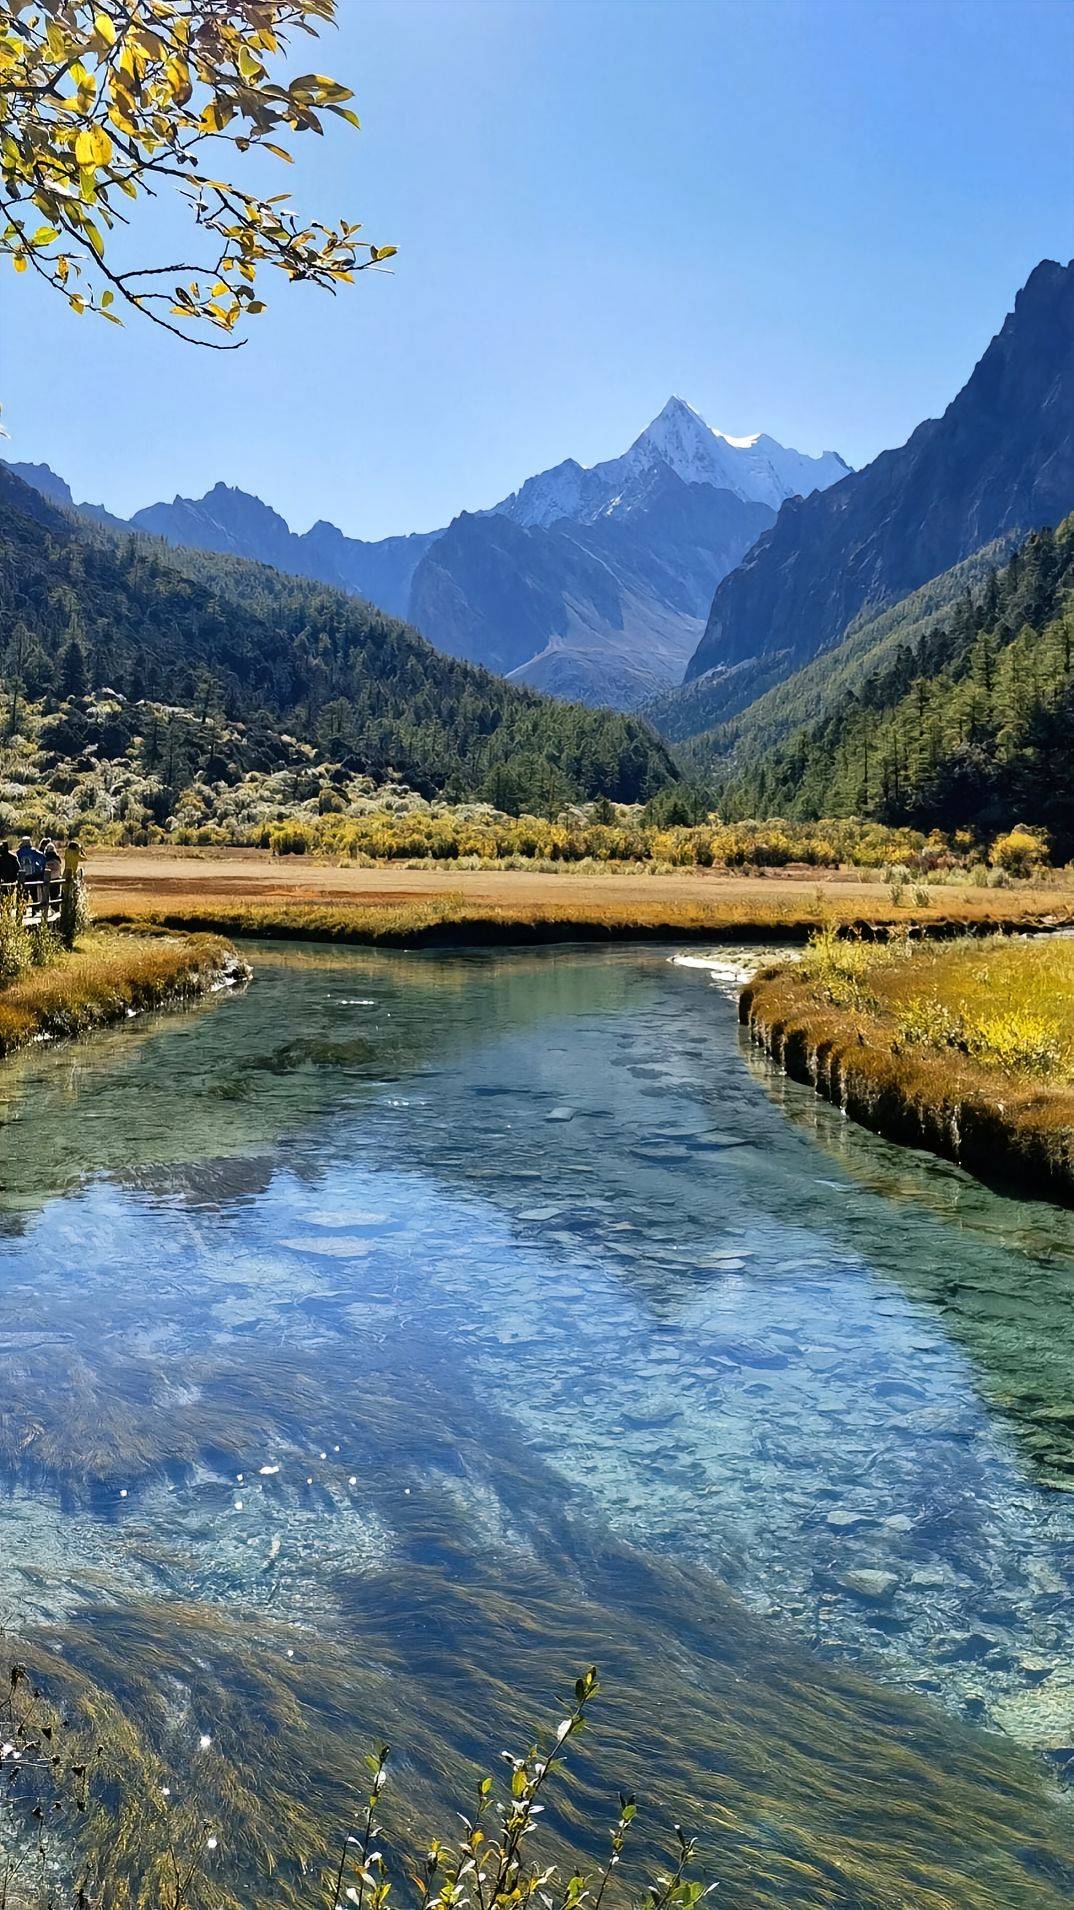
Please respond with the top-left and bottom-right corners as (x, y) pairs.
(6, 401), (849, 709)
(656, 257), (1074, 744)
(7, 256), (1071, 828)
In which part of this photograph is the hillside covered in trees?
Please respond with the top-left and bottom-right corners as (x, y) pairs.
(712, 520), (1074, 854)
(0, 469), (674, 817)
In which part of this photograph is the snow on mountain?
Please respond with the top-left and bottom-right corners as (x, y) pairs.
(494, 396), (850, 527)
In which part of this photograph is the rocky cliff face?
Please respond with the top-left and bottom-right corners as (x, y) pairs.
(683, 260), (1074, 712)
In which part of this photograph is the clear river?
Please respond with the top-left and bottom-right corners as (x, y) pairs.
(1, 942), (1073, 1906)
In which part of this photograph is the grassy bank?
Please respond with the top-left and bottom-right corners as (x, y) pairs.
(0, 929), (246, 1059)
(741, 931), (1074, 1201)
(96, 884), (1074, 950)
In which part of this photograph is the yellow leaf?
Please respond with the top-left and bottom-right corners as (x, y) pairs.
(200, 98), (235, 133)
(94, 11), (117, 46)
(31, 225), (59, 246)
(13, 254), (26, 273)
(165, 57), (191, 100)
(74, 126), (112, 168)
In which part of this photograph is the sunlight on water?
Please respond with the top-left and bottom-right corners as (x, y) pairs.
(1, 943), (1073, 1901)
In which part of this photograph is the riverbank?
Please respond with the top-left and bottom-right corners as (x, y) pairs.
(87, 847), (1074, 946)
(741, 933), (1074, 1202)
(0, 929), (246, 1060)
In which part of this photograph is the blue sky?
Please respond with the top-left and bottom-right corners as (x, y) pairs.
(1, 0), (1072, 538)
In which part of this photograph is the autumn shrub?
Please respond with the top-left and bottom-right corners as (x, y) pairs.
(251, 805), (1054, 876)
(962, 1011), (1064, 1077)
(991, 825), (1049, 877)
(798, 925), (900, 1010)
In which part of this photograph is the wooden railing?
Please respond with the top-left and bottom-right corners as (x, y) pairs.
(1, 877), (64, 926)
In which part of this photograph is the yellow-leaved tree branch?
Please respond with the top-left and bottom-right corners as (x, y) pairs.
(0, 0), (394, 346)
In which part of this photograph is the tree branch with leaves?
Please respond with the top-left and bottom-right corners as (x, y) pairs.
(0, 0), (395, 346)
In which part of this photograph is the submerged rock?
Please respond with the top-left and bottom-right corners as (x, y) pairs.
(826, 1509), (874, 1533)
(706, 1338), (789, 1370)
(837, 1569), (899, 1604)
(991, 1674), (1074, 1753)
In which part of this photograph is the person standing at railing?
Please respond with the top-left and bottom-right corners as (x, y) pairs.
(16, 837), (44, 882)
(40, 840), (63, 922)
(60, 839), (84, 949)
(0, 841), (20, 887)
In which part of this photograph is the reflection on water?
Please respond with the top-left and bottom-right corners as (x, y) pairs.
(1, 943), (1073, 1903)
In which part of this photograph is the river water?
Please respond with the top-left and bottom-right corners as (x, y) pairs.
(1, 943), (1073, 1905)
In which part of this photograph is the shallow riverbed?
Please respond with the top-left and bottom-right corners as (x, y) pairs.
(1, 943), (1072, 1904)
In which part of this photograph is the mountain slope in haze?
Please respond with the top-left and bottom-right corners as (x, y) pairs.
(410, 461), (775, 706)
(673, 259), (1074, 729)
(5, 459), (130, 532)
(0, 465), (675, 812)
(129, 482), (437, 621)
(712, 519), (1074, 855)
(661, 537), (1020, 763)
(5, 400), (848, 709)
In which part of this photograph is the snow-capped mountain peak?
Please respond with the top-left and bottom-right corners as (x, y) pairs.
(493, 398), (850, 527)
(634, 397), (849, 509)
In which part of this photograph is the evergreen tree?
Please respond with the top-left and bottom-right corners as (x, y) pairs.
(57, 636), (87, 700)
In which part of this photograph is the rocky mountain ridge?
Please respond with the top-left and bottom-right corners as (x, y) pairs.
(674, 258), (1074, 731)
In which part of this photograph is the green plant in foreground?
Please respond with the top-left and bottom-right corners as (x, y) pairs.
(0, 891), (33, 983)
(324, 1671), (708, 1910)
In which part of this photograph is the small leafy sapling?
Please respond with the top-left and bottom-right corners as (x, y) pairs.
(325, 1669), (713, 1910)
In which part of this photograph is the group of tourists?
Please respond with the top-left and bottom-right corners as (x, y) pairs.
(0, 835), (80, 891)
